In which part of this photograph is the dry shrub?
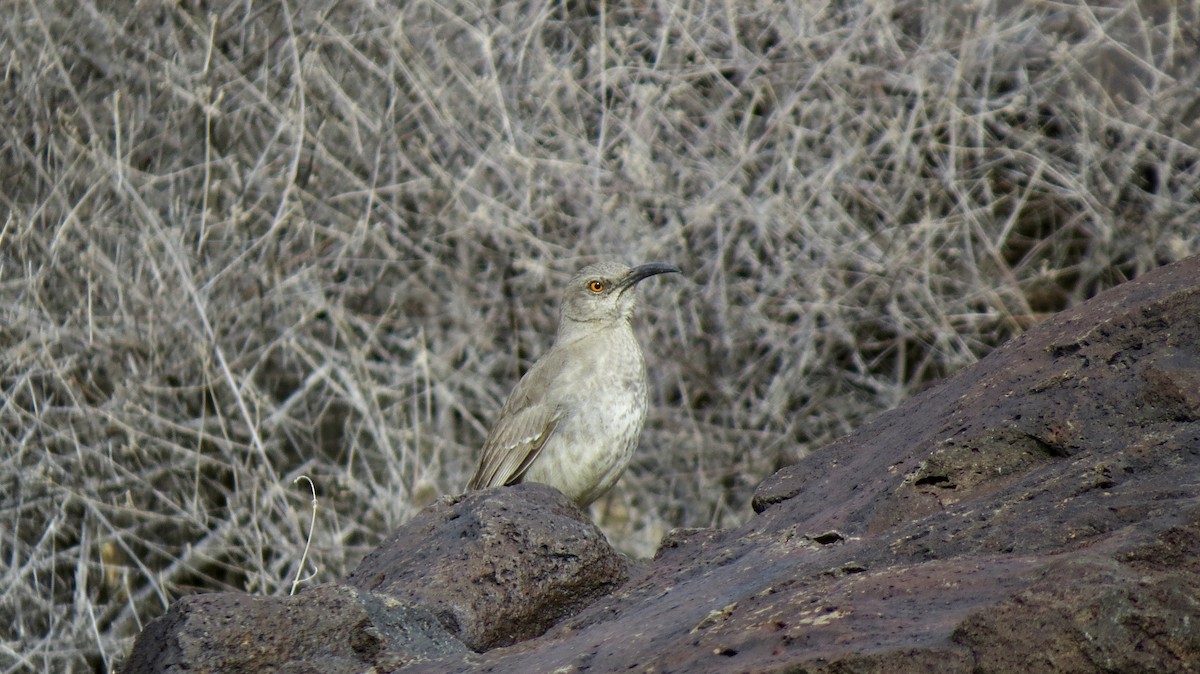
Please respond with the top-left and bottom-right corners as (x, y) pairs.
(1, 0), (1197, 670)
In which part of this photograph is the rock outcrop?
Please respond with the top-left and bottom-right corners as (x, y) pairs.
(124, 255), (1200, 673)
(122, 484), (627, 672)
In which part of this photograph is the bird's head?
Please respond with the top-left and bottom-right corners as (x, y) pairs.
(558, 261), (680, 337)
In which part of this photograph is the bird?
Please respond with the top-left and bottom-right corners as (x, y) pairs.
(467, 260), (680, 507)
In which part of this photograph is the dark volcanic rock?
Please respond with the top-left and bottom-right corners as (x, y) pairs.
(121, 583), (466, 673)
(125, 256), (1200, 673)
(123, 484), (627, 673)
(344, 483), (629, 651)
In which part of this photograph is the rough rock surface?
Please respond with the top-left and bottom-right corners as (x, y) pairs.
(120, 583), (466, 674)
(343, 483), (630, 651)
(125, 255), (1200, 673)
(123, 484), (627, 672)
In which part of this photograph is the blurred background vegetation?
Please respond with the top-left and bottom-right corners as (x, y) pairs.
(2, 0), (1197, 670)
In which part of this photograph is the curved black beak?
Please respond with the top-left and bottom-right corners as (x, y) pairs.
(620, 262), (681, 290)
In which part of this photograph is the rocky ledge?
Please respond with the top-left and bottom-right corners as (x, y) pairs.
(125, 256), (1200, 673)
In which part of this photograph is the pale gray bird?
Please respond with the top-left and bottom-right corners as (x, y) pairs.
(467, 261), (680, 507)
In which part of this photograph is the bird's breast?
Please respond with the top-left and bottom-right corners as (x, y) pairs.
(523, 325), (649, 505)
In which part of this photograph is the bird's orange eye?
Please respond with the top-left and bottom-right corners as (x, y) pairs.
(588, 279), (606, 293)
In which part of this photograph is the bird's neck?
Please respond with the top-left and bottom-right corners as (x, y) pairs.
(556, 315), (629, 346)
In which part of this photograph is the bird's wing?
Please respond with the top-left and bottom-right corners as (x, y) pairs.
(468, 344), (578, 491)
(467, 401), (561, 490)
